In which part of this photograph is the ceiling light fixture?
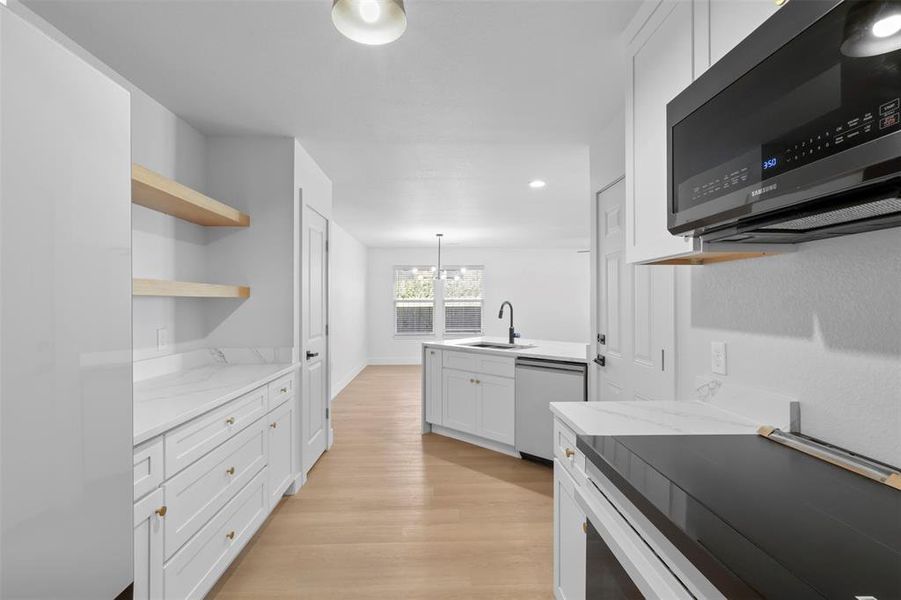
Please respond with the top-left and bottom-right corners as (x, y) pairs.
(873, 13), (901, 37)
(529, 179), (547, 189)
(840, 1), (901, 57)
(331, 0), (407, 45)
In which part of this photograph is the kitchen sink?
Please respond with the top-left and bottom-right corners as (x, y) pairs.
(462, 342), (535, 350)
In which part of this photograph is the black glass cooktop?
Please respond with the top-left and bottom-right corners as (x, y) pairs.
(576, 434), (901, 599)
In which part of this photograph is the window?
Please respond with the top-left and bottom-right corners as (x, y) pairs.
(393, 265), (484, 336)
(394, 267), (435, 335)
(444, 267), (483, 334)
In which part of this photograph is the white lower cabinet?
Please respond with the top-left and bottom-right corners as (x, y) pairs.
(134, 488), (165, 600)
(441, 367), (515, 445)
(554, 459), (586, 600)
(476, 374), (515, 445)
(267, 400), (294, 510)
(442, 369), (479, 434)
(164, 468), (269, 600)
(163, 418), (268, 559)
(134, 373), (299, 599)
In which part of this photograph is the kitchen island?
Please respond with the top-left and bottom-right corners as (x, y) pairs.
(421, 336), (589, 456)
(549, 391), (800, 600)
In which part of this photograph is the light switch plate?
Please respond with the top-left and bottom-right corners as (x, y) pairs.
(157, 327), (169, 351)
(711, 341), (727, 375)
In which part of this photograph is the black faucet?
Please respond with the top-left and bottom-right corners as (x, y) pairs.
(498, 301), (517, 344)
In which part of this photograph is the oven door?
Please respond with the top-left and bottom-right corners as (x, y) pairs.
(575, 482), (696, 600)
(584, 519), (645, 599)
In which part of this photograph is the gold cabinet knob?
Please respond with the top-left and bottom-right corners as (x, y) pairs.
(565, 448), (575, 458)
(225, 530), (235, 540)
(279, 387), (288, 393)
(582, 521), (588, 534)
(225, 417), (236, 425)
(475, 379), (481, 384)
(226, 466), (236, 476)
(155, 506), (167, 518)
(270, 422), (278, 429)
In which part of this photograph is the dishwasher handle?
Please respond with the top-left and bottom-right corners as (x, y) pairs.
(515, 358), (586, 373)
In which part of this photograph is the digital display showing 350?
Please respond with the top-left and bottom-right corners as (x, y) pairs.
(762, 157), (778, 170)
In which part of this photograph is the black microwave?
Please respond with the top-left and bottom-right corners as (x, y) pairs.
(667, 0), (901, 244)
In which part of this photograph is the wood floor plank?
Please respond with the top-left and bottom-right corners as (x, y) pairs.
(207, 365), (553, 599)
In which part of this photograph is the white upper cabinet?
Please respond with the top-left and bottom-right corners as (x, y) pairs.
(707, 0), (780, 67)
(623, 0), (784, 264)
(625, 1), (698, 264)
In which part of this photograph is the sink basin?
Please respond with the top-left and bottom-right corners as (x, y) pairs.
(462, 342), (535, 350)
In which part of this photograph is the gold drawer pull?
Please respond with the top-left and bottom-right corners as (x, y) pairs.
(226, 466), (236, 476)
(279, 386), (288, 393)
(565, 448), (575, 458)
(270, 421), (278, 429)
(582, 521), (588, 534)
(226, 530), (235, 540)
(155, 506), (167, 518)
(225, 417), (236, 425)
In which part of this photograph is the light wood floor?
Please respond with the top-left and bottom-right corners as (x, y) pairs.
(208, 365), (554, 599)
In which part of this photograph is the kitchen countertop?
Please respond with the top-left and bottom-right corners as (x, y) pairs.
(424, 336), (589, 363)
(133, 362), (298, 445)
(578, 433), (901, 598)
(549, 400), (762, 436)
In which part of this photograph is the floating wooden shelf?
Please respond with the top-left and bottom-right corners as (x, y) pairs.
(133, 279), (250, 299)
(132, 164), (250, 227)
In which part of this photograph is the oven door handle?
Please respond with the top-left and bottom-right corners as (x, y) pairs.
(574, 484), (696, 600)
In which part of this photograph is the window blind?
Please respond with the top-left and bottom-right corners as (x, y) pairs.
(444, 267), (483, 334)
(394, 267), (435, 335)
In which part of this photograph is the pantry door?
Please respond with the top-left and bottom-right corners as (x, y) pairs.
(595, 177), (675, 402)
(302, 205), (329, 473)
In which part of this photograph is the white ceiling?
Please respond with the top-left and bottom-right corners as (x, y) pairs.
(26, 0), (639, 248)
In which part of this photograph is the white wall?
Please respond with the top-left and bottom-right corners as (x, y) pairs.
(204, 136), (296, 351)
(330, 223), (369, 397)
(131, 91), (211, 361)
(676, 228), (901, 466)
(368, 247), (590, 364)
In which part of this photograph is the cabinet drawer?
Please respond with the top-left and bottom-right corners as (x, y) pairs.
(164, 386), (268, 478)
(164, 468), (268, 600)
(267, 372), (295, 410)
(554, 419), (586, 484)
(475, 354), (514, 378)
(443, 350), (515, 378)
(134, 437), (164, 501)
(163, 419), (267, 559)
(443, 350), (478, 372)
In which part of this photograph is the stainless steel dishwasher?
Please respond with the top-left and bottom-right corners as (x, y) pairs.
(514, 358), (587, 463)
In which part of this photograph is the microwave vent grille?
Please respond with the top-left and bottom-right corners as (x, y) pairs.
(757, 197), (901, 232)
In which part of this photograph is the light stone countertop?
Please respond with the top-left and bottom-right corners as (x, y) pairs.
(424, 336), (589, 363)
(134, 362), (299, 446)
(549, 400), (762, 437)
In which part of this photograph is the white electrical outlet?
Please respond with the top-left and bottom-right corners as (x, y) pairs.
(711, 341), (727, 375)
(157, 327), (169, 351)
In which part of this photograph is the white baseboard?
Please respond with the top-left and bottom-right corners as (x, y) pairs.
(331, 361), (367, 399)
(367, 357), (422, 366)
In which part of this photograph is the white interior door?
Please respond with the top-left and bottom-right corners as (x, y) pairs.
(302, 205), (329, 473)
(596, 178), (675, 402)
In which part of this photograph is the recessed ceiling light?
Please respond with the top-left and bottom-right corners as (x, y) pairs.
(331, 0), (407, 45)
(873, 13), (901, 38)
(529, 180), (547, 189)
